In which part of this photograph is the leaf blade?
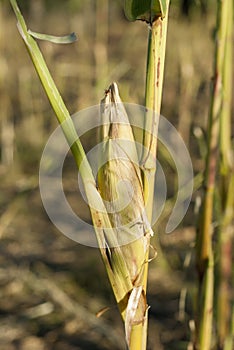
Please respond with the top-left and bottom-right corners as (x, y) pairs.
(28, 30), (77, 44)
(124, 0), (167, 22)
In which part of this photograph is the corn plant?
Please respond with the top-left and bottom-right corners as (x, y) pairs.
(10, 0), (170, 349)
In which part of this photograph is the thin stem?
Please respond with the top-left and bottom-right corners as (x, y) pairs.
(219, 0), (233, 176)
(129, 3), (170, 350)
(216, 0), (233, 347)
(196, 0), (229, 348)
(141, 0), (170, 297)
(141, 8), (169, 221)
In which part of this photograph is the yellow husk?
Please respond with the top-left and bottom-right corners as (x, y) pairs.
(97, 83), (153, 347)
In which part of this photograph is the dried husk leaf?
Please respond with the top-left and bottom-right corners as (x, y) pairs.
(97, 83), (153, 345)
(125, 286), (143, 345)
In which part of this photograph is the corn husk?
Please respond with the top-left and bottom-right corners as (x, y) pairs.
(97, 82), (153, 347)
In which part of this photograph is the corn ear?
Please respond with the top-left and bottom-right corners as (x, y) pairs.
(97, 83), (153, 347)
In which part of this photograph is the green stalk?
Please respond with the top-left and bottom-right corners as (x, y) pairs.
(121, 1), (170, 348)
(216, 0), (233, 348)
(141, 3), (170, 222)
(141, 0), (170, 291)
(217, 174), (234, 350)
(219, 0), (233, 176)
(132, 3), (170, 349)
(196, 0), (229, 348)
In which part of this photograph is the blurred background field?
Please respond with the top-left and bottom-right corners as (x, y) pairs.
(0, 1), (233, 349)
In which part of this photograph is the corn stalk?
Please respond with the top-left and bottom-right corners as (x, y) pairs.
(216, 0), (234, 349)
(123, 1), (170, 348)
(195, 0), (233, 349)
(141, 1), (170, 222)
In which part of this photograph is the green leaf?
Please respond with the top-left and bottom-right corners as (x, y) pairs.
(28, 30), (77, 44)
(124, 0), (167, 22)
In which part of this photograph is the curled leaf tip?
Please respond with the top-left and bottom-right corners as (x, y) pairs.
(28, 30), (77, 44)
